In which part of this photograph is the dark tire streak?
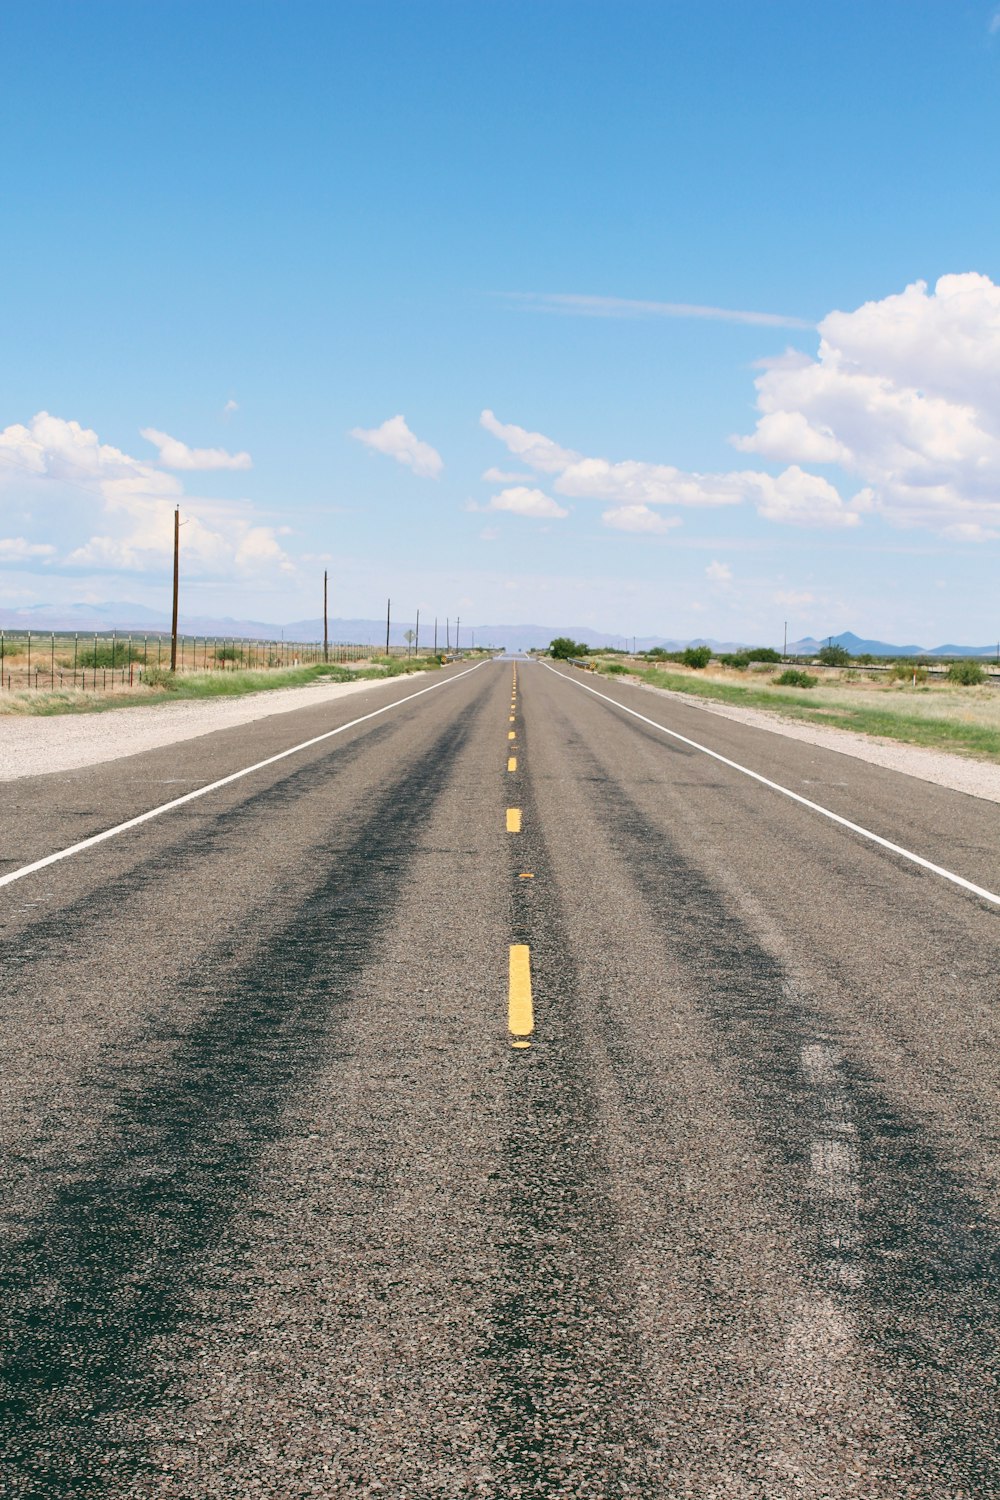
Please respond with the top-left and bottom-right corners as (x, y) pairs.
(0, 704), (479, 1498)
(573, 729), (1000, 1493)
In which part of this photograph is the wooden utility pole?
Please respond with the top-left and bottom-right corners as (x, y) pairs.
(170, 505), (180, 672)
(446, 617), (450, 650)
(385, 598), (391, 655)
(323, 570), (329, 663)
(456, 617), (460, 652)
(434, 617), (438, 652)
(415, 608), (420, 656)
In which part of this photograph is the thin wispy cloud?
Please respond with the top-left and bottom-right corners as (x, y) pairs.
(500, 291), (814, 331)
(990, 8), (1000, 35)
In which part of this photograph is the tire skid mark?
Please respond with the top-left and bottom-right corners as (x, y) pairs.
(581, 750), (1000, 1494)
(0, 708), (479, 1498)
(484, 706), (665, 1495)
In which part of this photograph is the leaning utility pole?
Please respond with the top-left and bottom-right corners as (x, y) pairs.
(170, 505), (180, 672)
(323, 570), (329, 663)
(385, 598), (391, 655)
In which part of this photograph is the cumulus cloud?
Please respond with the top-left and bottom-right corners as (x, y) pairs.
(0, 537), (56, 560)
(706, 560), (733, 582)
(602, 504), (680, 534)
(0, 412), (293, 577)
(350, 414), (443, 478)
(480, 410), (578, 474)
(481, 408), (858, 527)
(732, 272), (1000, 535)
(485, 486), (569, 519)
(141, 427), (252, 471)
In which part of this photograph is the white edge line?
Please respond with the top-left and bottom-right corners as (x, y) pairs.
(541, 661), (1000, 909)
(1, 662), (489, 891)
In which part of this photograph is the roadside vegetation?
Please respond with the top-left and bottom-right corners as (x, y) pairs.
(568, 650), (1000, 763)
(0, 654), (447, 717)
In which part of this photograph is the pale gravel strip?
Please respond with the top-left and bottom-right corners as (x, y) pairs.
(627, 675), (1000, 805)
(0, 675), (406, 781)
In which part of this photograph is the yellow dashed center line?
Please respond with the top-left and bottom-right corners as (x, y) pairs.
(506, 808), (522, 833)
(508, 944), (533, 1045)
(507, 756), (517, 772)
(508, 730), (516, 740)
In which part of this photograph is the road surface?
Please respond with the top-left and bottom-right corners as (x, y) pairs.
(1, 657), (997, 1497)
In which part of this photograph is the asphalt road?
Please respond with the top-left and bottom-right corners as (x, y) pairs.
(1, 657), (998, 1498)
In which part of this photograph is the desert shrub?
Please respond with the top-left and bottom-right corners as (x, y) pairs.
(746, 647), (781, 663)
(888, 662), (928, 684)
(601, 661), (628, 675)
(215, 645), (240, 662)
(550, 637), (587, 660)
(76, 642), (143, 668)
(948, 659), (986, 685)
(775, 669), (816, 688)
(818, 644), (851, 666)
(718, 652), (750, 670)
(682, 645), (712, 669)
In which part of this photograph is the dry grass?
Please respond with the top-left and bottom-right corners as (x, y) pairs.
(595, 658), (1000, 762)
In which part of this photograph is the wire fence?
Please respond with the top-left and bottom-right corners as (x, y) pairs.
(0, 631), (425, 693)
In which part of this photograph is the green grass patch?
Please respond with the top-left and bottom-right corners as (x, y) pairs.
(0, 657), (443, 716)
(626, 665), (1000, 762)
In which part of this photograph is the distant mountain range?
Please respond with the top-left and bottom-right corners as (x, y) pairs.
(0, 606), (995, 658)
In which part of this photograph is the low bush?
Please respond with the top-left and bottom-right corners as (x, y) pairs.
(774, 669), (816, 688)
(718, 652), (750, 670)
(682, 645), (712, 669)
(600, 661), (628, 675)
(948, 659), (986, 685)
(889, 662), (928, 684)
(818, 644), (851, 666)
(746, 647), (781, 663)
(76, 642), (143, 668)
(549, 637), (588, 660)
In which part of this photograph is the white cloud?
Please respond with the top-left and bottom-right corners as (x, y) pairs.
(349, 414), (443, 478)
(140, 428), (252, 471)
(480, 410), (578, 474)
(602, 504), (680, 534)
(990, 9), (1000, 35)
(479, 526), (500, 542)
(482, 465), (535, 483)
(482, 408), (855, 526)
(706, 560), (733, 582)
(485, 486), (569, 519)
(774, 589), (816, 607)
(0, 412), (293, 577)
(0, 537), (56, 560)
(732, 272), (1000, 535)
(500, 291), (813, 330)
(222, 399), (239, 416)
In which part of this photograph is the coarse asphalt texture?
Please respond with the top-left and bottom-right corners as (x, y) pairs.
(0, 656), (997, 1498)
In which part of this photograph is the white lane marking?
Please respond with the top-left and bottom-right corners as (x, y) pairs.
(0, 663), (488, 891)
(542, 661), (1000, 908)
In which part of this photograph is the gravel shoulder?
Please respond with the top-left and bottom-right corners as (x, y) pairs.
(629, 675), (1000, 805)
(0, 674), (405, 781)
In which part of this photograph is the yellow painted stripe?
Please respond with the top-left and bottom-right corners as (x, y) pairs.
(508, 730), (516, 740)
(506, 808), (522, 833)
(509, 715), (515, 722)
(508, 756), (517, 772)
(508, 944), (533, 1038)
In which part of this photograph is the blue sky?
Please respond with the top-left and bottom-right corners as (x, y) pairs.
(2, 1), (1000, 644)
